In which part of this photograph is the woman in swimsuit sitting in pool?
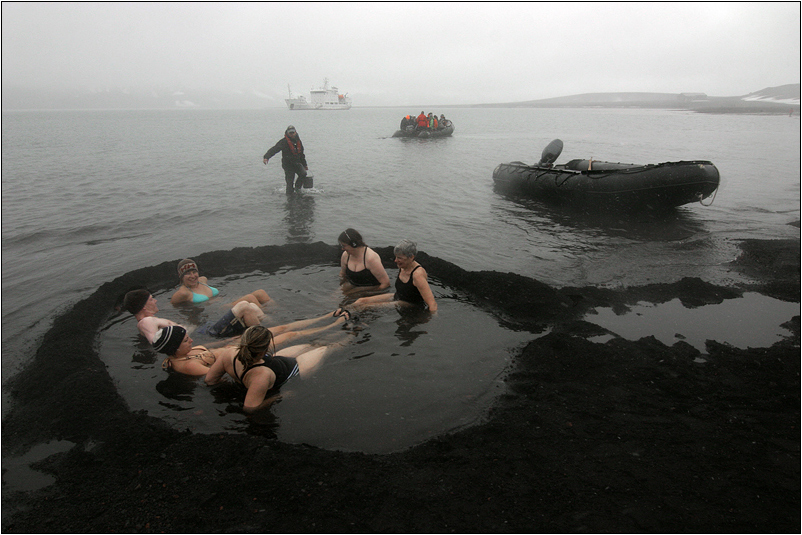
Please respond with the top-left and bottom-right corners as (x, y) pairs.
(204, 325), (345, 413)
(338, 228), (390, 296)
(170, 258), (270, 307)
(352, 239), (437, 312)
(153, 310), (352, 377)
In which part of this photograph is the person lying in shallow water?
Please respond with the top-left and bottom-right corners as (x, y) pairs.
(152, 310), (353, 377)
(351, 239), (437, 312)
(123, 289), (180, 342)
(170, 258), (270, 307)
(205, 325), (348, 413)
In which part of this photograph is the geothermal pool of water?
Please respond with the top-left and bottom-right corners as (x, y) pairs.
(99, 264), (533, 454)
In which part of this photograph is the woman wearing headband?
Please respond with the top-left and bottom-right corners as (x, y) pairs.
(170, 258), (270, 307)
(205, 325), (346, 412)
(338, 228), (390, 295)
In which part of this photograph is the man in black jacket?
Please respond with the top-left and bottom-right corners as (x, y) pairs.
(263, 125), (308, 194)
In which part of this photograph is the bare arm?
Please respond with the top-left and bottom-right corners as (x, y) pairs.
(243, 370), (275, 413)
(204, 349), (229, 385)
(365, 249), (391, 289)
(170, 287), (192, 306)
(138, 316), (178, 343)
(339, 251), (348, 280)
(174, 357), (216, 377)
(413, 268), (438, 312)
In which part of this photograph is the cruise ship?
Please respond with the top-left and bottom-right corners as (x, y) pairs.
(285, 79), (352, 110)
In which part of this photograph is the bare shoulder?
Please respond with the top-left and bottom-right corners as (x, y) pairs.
(171, 286), (191, 303)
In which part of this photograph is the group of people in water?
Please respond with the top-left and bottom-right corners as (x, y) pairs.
(400, 111), (452, 132)
(121, 229), (437, 413)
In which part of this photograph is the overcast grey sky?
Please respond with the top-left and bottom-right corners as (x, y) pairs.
(2, 2), (799, 106)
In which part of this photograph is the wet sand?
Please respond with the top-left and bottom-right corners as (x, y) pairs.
(2, 237), (799, 533)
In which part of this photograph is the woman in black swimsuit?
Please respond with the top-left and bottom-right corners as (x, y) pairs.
(352, 239), (437, 312)
(338, 228), (390, 295)
(204, 325), (346, 413)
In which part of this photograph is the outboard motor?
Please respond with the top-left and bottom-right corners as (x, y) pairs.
(538, 139), (563, 167)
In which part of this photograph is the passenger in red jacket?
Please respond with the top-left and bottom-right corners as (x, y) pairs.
(416, 111), (428, 131)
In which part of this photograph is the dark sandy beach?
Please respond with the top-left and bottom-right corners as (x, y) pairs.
(2, 236), (799, 533)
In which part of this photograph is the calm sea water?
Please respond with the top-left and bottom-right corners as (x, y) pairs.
(2, 107), (799, 450)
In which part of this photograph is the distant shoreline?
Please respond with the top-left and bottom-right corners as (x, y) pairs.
(4, 86), (799, 113)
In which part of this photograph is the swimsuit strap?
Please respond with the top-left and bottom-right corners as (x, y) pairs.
(403, 264), (420, 282)
(234, 355), (272, 385)
(162, 346), (215, 370)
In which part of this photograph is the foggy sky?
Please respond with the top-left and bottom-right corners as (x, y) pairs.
(2, 2), (799, 106)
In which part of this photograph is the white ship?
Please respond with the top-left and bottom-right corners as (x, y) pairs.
(285, 79), (352, 110)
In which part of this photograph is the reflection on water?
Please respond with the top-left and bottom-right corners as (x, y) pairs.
(495, 191), (710, 242)
(283, 193), (316, 243)
(587, 292), (798, 353)
(394, 306), (434, 346)
(98, 265), (531, 453)
(489, 188), (737, 288)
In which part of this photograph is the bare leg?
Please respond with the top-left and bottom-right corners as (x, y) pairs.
(293, 336), (351, 378)
(352, 293), (395, 309)
(272, 315), (346, 347)
(228, 293), (260, 307)
(251, 289), (270, 304)
(270, 310), (339, 335)
(232, 301), (265, 327)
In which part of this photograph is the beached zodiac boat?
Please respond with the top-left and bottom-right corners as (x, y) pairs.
(285, 79), (351, 110)
(492, 139), (720, 209)
(392, 123), (454, 138)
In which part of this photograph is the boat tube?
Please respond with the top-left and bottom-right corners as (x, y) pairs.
(492, 139), (720, 210)
(393, 124), (454, 138)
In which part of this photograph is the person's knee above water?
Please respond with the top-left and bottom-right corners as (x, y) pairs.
(195, 300), (264, 338)
(170, 258), (270, 307)
(338, 228), (391, 291)
(352, 239), (437, 312)
(263, 125), (308, 194)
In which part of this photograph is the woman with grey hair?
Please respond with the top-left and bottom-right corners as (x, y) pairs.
(352, 239), (437, 312)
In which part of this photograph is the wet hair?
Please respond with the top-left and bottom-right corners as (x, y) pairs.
(237, 325), (275, 368)
(123, 289), (151, 315)
(394, 239), (417, 258)
(338, 228), (365, 248)
(153, 326), (186, 356)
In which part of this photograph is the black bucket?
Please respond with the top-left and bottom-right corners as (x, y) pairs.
(302, 175), (314, 188)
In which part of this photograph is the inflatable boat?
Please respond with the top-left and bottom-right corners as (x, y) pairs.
(492, 139), (720, 209)
(393, 124), (454, 138)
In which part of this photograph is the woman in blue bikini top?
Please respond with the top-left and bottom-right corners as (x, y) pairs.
(170, 258), (271, 307)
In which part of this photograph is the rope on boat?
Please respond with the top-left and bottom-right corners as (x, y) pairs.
(698, 187), (718, 206)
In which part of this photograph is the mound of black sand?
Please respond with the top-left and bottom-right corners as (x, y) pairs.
(2, 239), (799, 533)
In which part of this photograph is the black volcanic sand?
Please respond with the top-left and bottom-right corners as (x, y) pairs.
(2, 238), (799, 533)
